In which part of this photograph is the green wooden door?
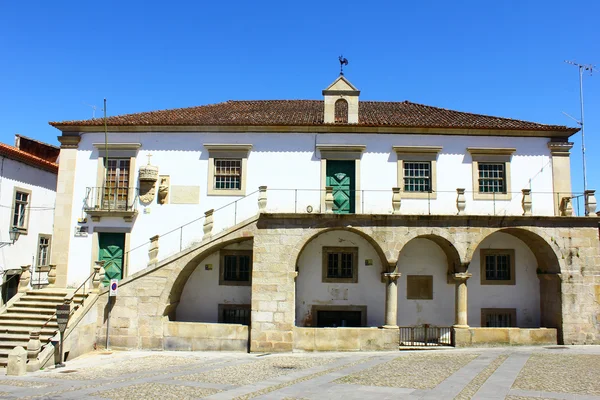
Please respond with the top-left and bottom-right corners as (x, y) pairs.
(98, 233), (125, 286)
(326, 160), (355, 214)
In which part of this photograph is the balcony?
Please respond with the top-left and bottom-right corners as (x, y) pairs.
(83, 187), (138, 222)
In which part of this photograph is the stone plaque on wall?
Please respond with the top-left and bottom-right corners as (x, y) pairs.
(170, 185), (200, 204)
(407, 275), (433, 300)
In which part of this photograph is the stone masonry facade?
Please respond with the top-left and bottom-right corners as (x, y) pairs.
(90, 213), (600, 352)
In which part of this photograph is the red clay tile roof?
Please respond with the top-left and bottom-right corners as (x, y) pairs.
(49, 100), (578, 133)
(0, 143), (59, 174)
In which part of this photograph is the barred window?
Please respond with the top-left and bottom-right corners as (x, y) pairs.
(214, 159), (242, 190)
(323, 247), (358, 283)
(220, 250), (252, 285)
(219, 304), (250, 325)
(13, 191), (29, 229)
(482, 308), (516, 327)
(485, 253), (511, 281)
(403, 161), (431, 192)
(478, 163), (506, 193)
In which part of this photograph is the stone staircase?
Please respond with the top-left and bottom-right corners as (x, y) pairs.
(0, 290), (87, 367)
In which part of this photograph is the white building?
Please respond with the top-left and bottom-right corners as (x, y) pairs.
(0, 135), (58, 303)
(46, 75), (599, 350)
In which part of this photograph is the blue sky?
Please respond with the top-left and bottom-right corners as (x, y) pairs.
(1, 0), (598, 196)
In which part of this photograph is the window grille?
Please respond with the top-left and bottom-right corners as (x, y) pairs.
(478, 163), (506, 193)
(37, 236), (50, 267)
(483, 309), (515, 327)
(222, 307), (250, 325)
(327, 251), (355, 279)
(403, 162), (431, 192)
(223, 254), (251, 282)
(214, 159), (241, 190)
(13, 191), (29, 228)
(104, 159), (130, 209)
(485, 253), (511, 280)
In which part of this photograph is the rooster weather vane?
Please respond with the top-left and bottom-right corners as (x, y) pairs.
(339, 55), (349, 75)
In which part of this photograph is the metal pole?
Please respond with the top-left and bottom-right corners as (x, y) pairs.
(578, 66), (588, 195)
(294, 189), (297, 213)
(179, 227), (183, 252)
(105, 296), (111, 350)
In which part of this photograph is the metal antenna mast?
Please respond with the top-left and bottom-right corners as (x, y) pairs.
(564, 60), (597, 195)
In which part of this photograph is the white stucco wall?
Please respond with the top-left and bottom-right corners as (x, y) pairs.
(396, 238), (456, 327)
(295, 230), (385, 327)
(468, 232), (541, 327)
(176, 241), (252, 322)
(64, 131), (555, 285)
(0, 156), (56, 281)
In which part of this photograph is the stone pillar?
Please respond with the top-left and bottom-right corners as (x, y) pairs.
(47, 264), (57, 287)
(548, 141), (574, 216)
(148, 235), (159, 267)
(92, 261), (105, 292)
(521, 189), (532, 216)
(560, 197), (573, 216)
(453, 272), (472, 328)
(53, 134), (81, 287)
(258, 186), (267, 213)
(383, 272), (401, 328)
(18, 265), (31, 293)
(7, 346), (27, 376)
(392, 188), (401, 214)
(325, 187), (334, 214)
(456, 188), (466, 215)
(585, 190), (596, 216)
(26, 331), (41, 372)
(203, 209), (214, 240)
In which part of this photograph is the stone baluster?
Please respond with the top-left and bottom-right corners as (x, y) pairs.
(456, 188), (466, 215)
(559, 197), (573, 216)
(47, 264), (57, 287)
(521, 189), (532, 216)
(325, 187), (334, 214)
(26, 331), (41, 372)
(6, 346), (27, 376)
(585, 190), (597, 216)
(18, 265), (31, 293)
(453, 272), (472, 328)
(392, 187), (401, 214)
(258, 186), (267, 213)
(148, 235), (159, 267)
(383, 272), (402, 328)
(203, 209), (214, 240)
(92, 261), (105, 292)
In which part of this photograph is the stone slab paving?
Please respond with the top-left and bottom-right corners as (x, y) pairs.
(0, 346), (599, 399)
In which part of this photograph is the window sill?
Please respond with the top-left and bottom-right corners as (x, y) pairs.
(322, 277), (358, 284)
(402, 192), (438, 200)
(207, 189), (246, 196)
(473, 193), (512, 201)
(480, 279), (516, 286)
(218, 280), (251, 286)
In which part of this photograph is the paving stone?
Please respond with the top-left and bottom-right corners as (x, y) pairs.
(90, 382), (221, 399)
(455, 354), (509, 400)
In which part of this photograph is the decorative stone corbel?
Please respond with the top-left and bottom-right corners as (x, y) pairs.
(26, 331), (41, 372)
(560, 197), (573, 216)
(203, 209), (214, 240)
(18, 265), (31, 293)
(585, 190), (597, 216)
(456, 188), (466, 215)
(47, 264), (57, 287)
(392, 187), (401, 214)
(325, 186), (334, 214)
(258, 186), (267, 213)
(521, 189), (532, 216)
(148, 235), (159, 267)
(157, 176), (170, 205)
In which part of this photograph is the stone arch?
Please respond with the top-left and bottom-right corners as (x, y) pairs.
(292, 227), (390, 272)
(395, 232), (464, 275)
(334, 98), (348, 123)
(161, 236), (255, 320)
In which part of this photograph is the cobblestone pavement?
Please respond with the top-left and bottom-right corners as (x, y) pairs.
(1, 346), (600, 399)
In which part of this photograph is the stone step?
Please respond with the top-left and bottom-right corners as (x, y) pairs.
(12, 301), (65, 309)
(0, 326), (58, 336)
(19, 295), (86, 303)
(0, 313), (56, 322)
(0, 333), (53, 342)
(0, 319), (57, 328)
(5, 307), (57, 315)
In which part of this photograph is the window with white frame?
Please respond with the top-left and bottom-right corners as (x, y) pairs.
(394, 146), (442, 199)
(478, 163), (506, 193)
(204, 144), (252, 196)
(12, 188), (31, 233)
(37, 235), (51, 267)
(403, 161), (432, 192)
(214, 159), (242, 190)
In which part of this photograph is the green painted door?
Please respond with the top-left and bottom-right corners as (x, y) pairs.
(98, 233), (125, 286)
(326, 160), (355, 214)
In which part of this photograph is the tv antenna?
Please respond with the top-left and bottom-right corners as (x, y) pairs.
(564, 60), (598, 198)
(83, 102), (98, 119)
(339, 55), (349, 75)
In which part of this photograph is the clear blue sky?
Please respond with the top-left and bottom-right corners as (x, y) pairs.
(1, 0), (599, 197)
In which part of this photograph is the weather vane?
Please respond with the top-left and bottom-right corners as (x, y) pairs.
(339, 55), (349, 75)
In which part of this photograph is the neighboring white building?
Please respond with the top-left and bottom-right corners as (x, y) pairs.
(0, 135), (58, 303)
(46, 75), (599, 350)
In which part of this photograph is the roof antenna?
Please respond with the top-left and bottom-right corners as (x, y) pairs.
(339, 55), (348, 75)
(83, 102), (98, 119)
(564, 60), (597, 203)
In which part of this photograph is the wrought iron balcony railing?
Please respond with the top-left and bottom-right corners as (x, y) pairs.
(83, 187), (139, 222)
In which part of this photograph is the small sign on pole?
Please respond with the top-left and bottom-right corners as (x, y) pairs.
(55, 303), (70, 368)
(109, 279), (118, 297)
